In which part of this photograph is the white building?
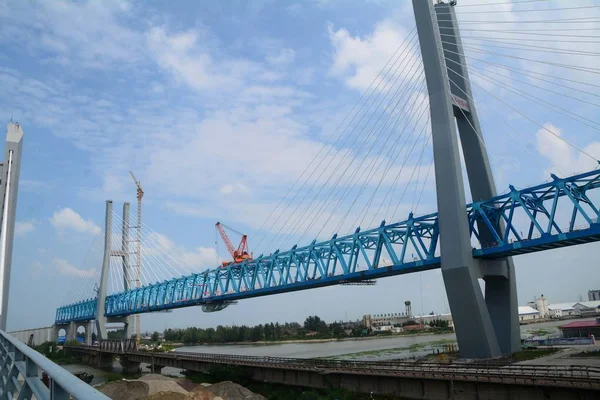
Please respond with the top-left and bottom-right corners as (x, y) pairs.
(573, 301), (600, 316)
(548, 302), (577, 317)
(518, 306), (540, 321)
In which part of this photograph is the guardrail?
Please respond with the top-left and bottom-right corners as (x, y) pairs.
(0, 330), (109, 399)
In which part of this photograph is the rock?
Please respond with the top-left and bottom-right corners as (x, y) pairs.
(205, 381), (266, 400)
(97, 380), (149, 400)
(188, 385), (217, 400)
(98, 375), (262, 400)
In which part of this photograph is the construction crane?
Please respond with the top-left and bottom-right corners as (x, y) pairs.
(129, 171), (143, 347)
(215, 222), (252, 267)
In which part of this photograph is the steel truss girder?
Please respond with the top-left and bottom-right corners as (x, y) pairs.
(55, 170), (600, 324)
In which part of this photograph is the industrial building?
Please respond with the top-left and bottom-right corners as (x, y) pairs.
(547, 301), (600, 318)
(362, 300), (414, 329)
(518, 306), (540, 321)
(588, 289), (600, 301)
(363, 312), (412, 329)
(526, 295), (549, 318)
(559, 318), (600, 338)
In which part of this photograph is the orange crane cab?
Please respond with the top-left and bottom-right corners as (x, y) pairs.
(215, 222), (253, 267)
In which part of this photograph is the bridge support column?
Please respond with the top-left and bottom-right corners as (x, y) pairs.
(413, 0), (512, 358)
(84, 321), (94, 346)
(95, 201), (112, 341)
(97, 353), (113, 369)
(119, 357), (140, 375)
(67, 322), (77, 342)
(434, 2), (520, 356)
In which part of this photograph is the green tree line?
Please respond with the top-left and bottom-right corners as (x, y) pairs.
(163, 316), (366, 344)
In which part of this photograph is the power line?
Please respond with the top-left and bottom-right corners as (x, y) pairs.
(439, 26), (600, 35)
(438, 33), (600, 89)
(254, 31), (420, 251)
(451, 17), (600, 24)
(443, 59), (598, 163)
(252, 28), (418, 248)
(445, 5), (600, 14)
(454, 0), (552, 6)
(459, 38), (600, 57)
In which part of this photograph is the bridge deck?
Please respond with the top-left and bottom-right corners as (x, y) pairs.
(56, 170), (600, 323)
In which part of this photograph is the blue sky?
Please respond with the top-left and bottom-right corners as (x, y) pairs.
(1, 0), (599, 332)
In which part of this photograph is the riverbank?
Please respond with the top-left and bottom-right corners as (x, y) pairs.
(165, 329), (453, 347)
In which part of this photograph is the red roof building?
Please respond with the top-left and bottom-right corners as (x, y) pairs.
(559, 318), (600, 338)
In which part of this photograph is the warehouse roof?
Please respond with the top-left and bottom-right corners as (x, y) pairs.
(518, 306), (539, 315)
(560, 320), (600, 329)
(548, 302), (577, 311)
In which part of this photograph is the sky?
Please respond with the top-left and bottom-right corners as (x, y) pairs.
(1, 0), (599, 333)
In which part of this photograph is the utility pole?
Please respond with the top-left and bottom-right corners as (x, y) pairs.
(130, 172), (144, 347)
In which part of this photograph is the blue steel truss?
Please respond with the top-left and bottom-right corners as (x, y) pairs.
(55, 170), (600, 324)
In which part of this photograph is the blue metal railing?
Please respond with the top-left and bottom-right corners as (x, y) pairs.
(0, 330), (109, 399)
(55, 169), (600, 323)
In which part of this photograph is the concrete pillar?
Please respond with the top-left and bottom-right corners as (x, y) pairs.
(67, 322), (77, 341)
(85, 321), (94, 345)
(0, 123), (23, 331)
(96, 201), (112, 340)
(119, 357), (141, 375)
(413, 0), (501, 358)
(435, 1), (520, 356)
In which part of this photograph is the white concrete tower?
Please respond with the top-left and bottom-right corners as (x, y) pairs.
(0, 123), (23, 331)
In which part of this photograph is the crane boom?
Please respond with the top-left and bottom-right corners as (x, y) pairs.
(215, 222), (236, 258)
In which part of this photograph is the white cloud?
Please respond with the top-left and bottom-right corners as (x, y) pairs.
(219, 183), (250, 195)
(536, 123), (600, 176)
(53, 258), (95, 278)
(49, 208), (101, 235)
(267, 48), (296, 65)
(142, 232), (223, 275)
(328, 19), (420, 91)
(15, 221), (35, 236)
(0, 0), (141, 68)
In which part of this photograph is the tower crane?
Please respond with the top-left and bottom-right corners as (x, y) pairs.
(129, 171), (143, 347)
(215, 222), (252, 267)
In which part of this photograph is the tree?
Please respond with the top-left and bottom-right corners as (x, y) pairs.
(429, 319), (449, 329)
(151, 331), (160, 342)
(303, 316), (327, 332)
(402, 320), (418, 327)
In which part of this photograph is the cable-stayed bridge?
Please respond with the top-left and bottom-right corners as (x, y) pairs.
(45, 0), (600, 360)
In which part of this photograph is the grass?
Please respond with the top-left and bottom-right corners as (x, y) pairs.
(319, 338), (458, 360)
(511, 348), (559, 361)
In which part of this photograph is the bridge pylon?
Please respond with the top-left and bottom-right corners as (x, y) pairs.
(95, 200), (132, 341)
(0, 123), (23, 332)
(413, 0), (520, 358)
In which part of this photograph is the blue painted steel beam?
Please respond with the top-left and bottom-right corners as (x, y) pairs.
(55, 170), (600, 324)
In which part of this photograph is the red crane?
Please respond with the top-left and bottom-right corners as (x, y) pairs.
(215, 222), (252, 267)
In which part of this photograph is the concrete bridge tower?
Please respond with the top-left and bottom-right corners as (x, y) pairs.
(0, 123), (23, 331)
(412, 0), (520, 358)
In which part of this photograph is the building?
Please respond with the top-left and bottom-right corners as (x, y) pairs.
(534, 295), (549, 317)
(518, 306), (540, 321)
(589, 290), (600, 301)
(573, 301), (600, 316)
(548, 302), (577, 317)
(414, 313), (454, 328)
(559, 318), (600, 338)
(363, 313), (412, 329)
